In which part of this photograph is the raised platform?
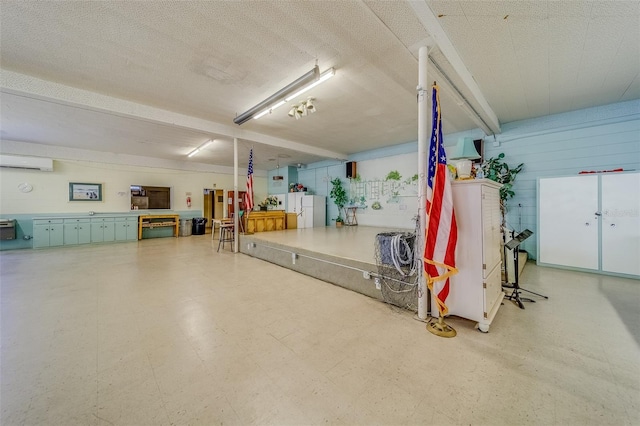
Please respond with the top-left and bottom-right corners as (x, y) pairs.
(239, 226), (411, 302)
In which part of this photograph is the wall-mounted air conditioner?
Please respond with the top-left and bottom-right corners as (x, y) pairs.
(0, 154), (53, 171)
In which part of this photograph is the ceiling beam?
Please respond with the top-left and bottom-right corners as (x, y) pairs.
(0, 69), (348, 161)
(408, 0), (501, 134)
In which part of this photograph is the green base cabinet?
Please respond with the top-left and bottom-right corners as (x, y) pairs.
(63, 218), (91, 245)
(33, 215), (139, 249)
(33, 219), (64, 248)
(91, 218), (115, 243)
(115, 217), (138, 241)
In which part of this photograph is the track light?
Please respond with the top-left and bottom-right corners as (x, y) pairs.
(306, 97), (315, 113)
(288, 97), (316, 120)
(233, 65), (335, 125)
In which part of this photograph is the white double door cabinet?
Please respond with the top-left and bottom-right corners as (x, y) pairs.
(431, 179), (504, 332)
(538, 172), (640, 277)
(286, 193), (326, 228)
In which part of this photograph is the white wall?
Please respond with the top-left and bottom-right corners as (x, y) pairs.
(0, 159), (268, 215)
(298, 99), (640, 248)
(295, 151), (420, 229)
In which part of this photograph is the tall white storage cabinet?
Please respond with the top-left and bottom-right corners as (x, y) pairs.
(538, 172), (640, 278)
(286, 193), (326, 228)
(432, 179), (504, 332)
(286, 192), (306, 215)
(300, 195), (326, 228)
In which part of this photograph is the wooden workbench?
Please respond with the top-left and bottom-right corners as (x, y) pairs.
(138, 214), (179, 239)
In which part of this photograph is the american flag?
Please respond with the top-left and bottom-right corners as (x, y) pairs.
(424, 83), (458, 316)
(246, 149), (254, 211)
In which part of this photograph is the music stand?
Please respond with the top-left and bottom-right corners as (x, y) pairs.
(503, 229), (548, 309)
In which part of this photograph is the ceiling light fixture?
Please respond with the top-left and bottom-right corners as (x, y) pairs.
(233, 65), (335, 125)
(289, 97), (316, 120)
(187, 139), (213, 158)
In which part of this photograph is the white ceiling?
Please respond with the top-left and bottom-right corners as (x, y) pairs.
(1, 1), (638, 171)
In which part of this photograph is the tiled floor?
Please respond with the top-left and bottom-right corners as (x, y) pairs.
(1, 235), (639, 425)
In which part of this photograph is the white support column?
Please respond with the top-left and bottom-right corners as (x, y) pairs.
(417, 46), (429, 320)
(233, 137), (239, 253)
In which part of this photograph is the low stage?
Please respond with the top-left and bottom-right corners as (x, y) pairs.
(239, 225), (419, 307)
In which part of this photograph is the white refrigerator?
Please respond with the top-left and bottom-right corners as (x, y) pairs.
(287, 193), (326, 228)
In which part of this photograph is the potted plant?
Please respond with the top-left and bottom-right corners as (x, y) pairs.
(329, 177), (348, 228)
(258, 195), (280, 211)
(481, 153), (524, 226)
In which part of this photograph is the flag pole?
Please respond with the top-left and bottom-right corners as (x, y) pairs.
(424, 82), (458, 338)
(233, 137), (239, 252)
(417, 46), (429, 320)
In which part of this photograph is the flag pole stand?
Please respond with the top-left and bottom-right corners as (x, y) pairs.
(427, 316), (456, 338)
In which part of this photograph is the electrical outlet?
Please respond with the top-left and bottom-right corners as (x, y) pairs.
(363, 271), (371, 280)
(375, 278), (381, 290)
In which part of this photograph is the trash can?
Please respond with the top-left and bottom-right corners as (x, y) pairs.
(192, 217), (207, 235)
(179, 218), (192, 237)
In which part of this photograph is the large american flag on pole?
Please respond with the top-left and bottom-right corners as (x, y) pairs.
(246, 149), (254, 211)
(424, 83), (458, 316)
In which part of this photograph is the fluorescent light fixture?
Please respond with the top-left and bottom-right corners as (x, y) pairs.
(187, 139), (213, 158)
(284, 68), (334, 102)
(233, 65), (335, 125)
(253, 100), (286, 120)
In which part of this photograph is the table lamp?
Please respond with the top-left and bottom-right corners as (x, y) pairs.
(449, 137), (480, 178)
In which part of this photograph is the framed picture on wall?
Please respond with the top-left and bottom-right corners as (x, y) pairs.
(69, 182), (103, 201)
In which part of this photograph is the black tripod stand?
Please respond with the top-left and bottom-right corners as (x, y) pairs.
(503, 229), (548, 309)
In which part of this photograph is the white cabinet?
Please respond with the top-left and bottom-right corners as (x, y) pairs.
(286, 192), (306, 214)
(287, 193), (326, 228)
(601, 173), (640, 276)
(538, 172), (639, 277)
(300, 195), (326, 228)
(538, 175), (599, 270)
(432, 179), (504, 332)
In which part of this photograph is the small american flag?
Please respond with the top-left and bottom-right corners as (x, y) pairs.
(246, 149), (254, 211)
(424, 83), (458, 316)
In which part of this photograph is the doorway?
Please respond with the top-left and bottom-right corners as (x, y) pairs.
(203, 189), (214, 233)
(227, 190), (247, 217)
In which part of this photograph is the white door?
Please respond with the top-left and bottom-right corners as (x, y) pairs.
(601, 173), (640, 276)
(538, 175), (599, 269)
